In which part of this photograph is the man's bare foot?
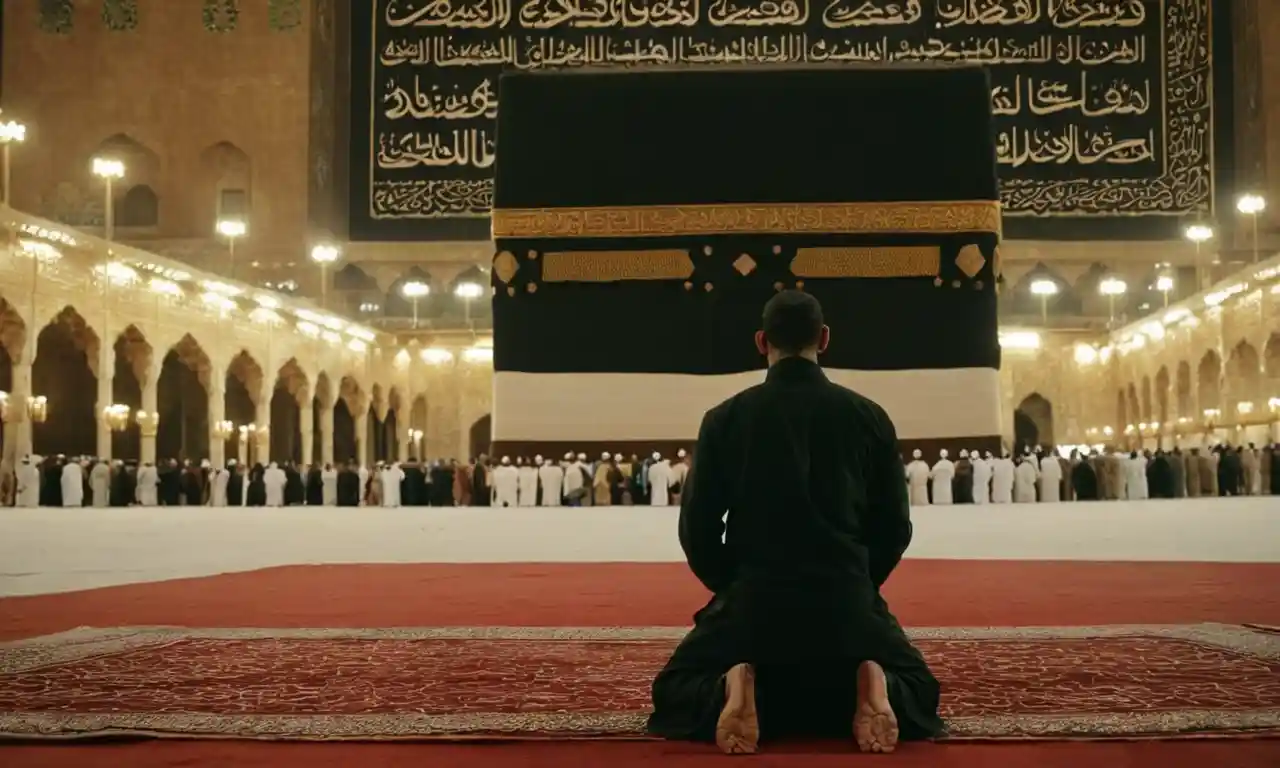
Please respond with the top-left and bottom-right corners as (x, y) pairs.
(715, 663), (760, 755)
(854, 660), (899, 754)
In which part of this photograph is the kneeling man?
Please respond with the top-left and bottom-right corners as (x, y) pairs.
(647, 292), (944, 754)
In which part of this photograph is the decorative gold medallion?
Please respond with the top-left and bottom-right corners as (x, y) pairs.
(733, 254), (757, 276)
(493, 251), (519, 284)
(955, 244), (986, 278)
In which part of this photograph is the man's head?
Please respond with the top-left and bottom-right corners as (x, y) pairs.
(756, 290), (829, 364)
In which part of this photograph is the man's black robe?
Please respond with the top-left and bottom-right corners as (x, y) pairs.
(284, 466), (305, 505)
(430, 465), (453, 506)
(952, 457), (973, 504)
(40, 461), (63, 507)
(246, 465), (267, 506)
(471, 463), (490, 507)
(1147, 454), (1174, 499)
(159, 465), (181, 506)
(305, 468), (324, 505)
(648, 358), (943, 743)
(1070, 460), (1098, 500)
(336, 468), (361, 506)
(401, 463), (428, 506)
(227, 469), (244, 506)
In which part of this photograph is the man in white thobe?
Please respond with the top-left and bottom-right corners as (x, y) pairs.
(970, 448), (991, 504)
(1013, 454), (1038, 503)
(905, 449), (930, 506)
(90, 460), (111, 507)
(1125, 451), (1148, 500)
(137, 462), (159, 506)
(1038, 448), (1063, 502)
(492, 456), (519, 507)
(380, 462), (404, 507)
(671, 449), (690, 503)
(517, 457), (539, 507)
(991, 450), (1015, 504)
(16, 457), (40, 508)
(322, 463), (338, 505)
(929, 449), (955, 505)
(538, 457), (564, 506)
(264, 462), (287, 507)
(61, 460), (85, 507)
(648, 452), (673, 506)
(211, 465), (230, 507)
(562, 452), (585, 505)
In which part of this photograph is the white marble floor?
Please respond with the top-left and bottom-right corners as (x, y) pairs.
(0, 498), (1277, 597)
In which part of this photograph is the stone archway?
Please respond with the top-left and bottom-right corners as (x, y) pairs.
(1154, 365), (1170, 430)
(226, 350), (264, 465)
(1266, 333), (1280, 389)
(312, 372), (332, 465)
(469, 414), (492, 460)
(386, 387), (404, 461)
(271, 358), (309, 464)
(1175, 361), (1192, 420)
(1226, 340), (1262, 410)
(1140, 375), (1153, 423)
(157, 334), (212, 462)
(32, 307), (99, 457)
(1013, 393), (1053, 453)
(1125, 383), (1140, 433)
(368, 383), (386, 461)
(111, 325), (152, 461)
(334, 375), (363, 463)
(409, 394), (428, 459)
(1197, 350), (1222, 415)
(1115, 389), (1128, 438)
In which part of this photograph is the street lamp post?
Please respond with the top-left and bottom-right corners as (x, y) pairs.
(1236, 194), (1267, 264)
(1029, 279), (1059, 325)
(309, 244), (340, 310)
(1155, 274), (1175, 308)
(402, 280), (430, 329)
(216, 218), (247, 279)
(92, 157), (125, 241)
(1184, 224), (1213, 291)
(1099, 277), (1127, 329)
(454, 280), (483, 329)
(0, 119), (27, 206)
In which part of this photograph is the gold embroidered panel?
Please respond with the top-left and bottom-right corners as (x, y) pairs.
(541, 250), (695, 283)
(492, 202), (1001, 240)
(791, 247), (942, 279)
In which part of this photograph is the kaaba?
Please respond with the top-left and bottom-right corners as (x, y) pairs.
(489, 64), (1003, 459)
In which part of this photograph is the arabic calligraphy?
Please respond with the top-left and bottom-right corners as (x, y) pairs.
(361, 0), (1214, 221)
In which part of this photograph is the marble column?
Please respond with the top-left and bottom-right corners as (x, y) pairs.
(6, 360), (34, 461)
(256, 387), (272, 464)
(354, 410), (369, 468)
(208, 378), (226, 468)
(139, 366), (159, 464)
(300, 400), (314, 465)
(319, 406), (334, 464)
(95, 339), (112, 459)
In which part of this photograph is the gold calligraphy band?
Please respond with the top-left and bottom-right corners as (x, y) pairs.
(542, 250), (694, 283)
(792, 247), (941, 279)
(492, 201), (1002, 239)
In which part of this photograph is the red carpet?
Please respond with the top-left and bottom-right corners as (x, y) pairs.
(1, 560), (1279, 765)
(2, 624), (1278, 741)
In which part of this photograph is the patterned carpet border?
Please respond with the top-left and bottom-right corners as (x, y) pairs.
(1, 623), (1279, 742)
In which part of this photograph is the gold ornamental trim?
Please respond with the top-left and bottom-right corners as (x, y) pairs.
(791, 247), (941, 279)
(492, 201), (1001, 239)
(541, 250), (694, 283)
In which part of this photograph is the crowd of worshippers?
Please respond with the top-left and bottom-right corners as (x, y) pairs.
(903, 443), (1280, 504)
(2, 450), (692, 508)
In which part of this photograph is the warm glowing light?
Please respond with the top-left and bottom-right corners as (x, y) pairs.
(1099, 345), (1114, 363)
(421, 348), (455, 365)
(401, 280), (430, 299)
(91, 157), (125, 179)
(0, 120), (25, 143)
(1102, 426), (1114, 436)
(1029, 279), (1059, 296)
(454, 281), (483, 299)
(1184, 224), (1214, 243)
(102, 404), (130, 432)
(347, 326), (377, 343)
(201, 280), (242, 296)
(1099, 277), (1127, 296)
(1237, 401), (1255, 415)
(462, 346), (494, 363)
(149, 277), (181, 296)
(216, 218), (247, 238)
(321, 330), (342, 344)
(1141, 322), (1165, 341)
(1162, 308), (1190, 325)
(93, 261), (139, 285)
(1236, 194), (1266, 215)
(1268, 397), (1280, 413)
(1155, 275), (1174, 292)
(213, 420), (235, 439)
(249, 307), (282, 325)
(998, 331), (1041, 350)
(255, 294), (280, 309)
(309, 244), (340, 264)
(19, 239), (62, 262)
(1073, 344), (1098, 365)
(296, 321), (320, 337)
(201, 292), (236, 311)
(347, 339), (368, 353)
